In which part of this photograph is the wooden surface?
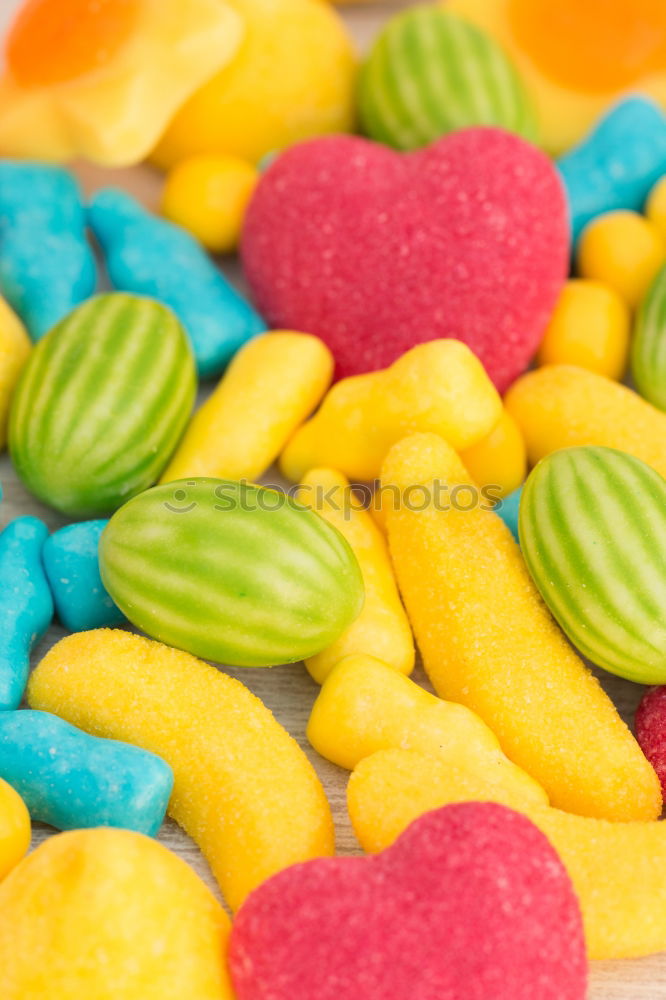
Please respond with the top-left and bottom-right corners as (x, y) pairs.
(2, 1), (666, 996)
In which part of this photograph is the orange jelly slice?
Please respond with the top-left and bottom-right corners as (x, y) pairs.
(509, 0), (666, 94)
(6, 0), (141, 88)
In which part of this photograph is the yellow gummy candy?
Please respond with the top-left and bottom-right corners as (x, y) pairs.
(0, 778), (30, 882)
(381, 432), (660, 821)
(151, 0), (357, 168)
(459, 408), (526, 498)
(162, 332), (333, 484)
(349, 748), (666, 960)
(28, 630), (334, 912)
(0, 827), (233, 998)
(0, 0), (243, 167)
(307, 654), (547, 807)
(537, 279), (631, 380)
(504, 363), (666, 475)
(577, 211), (665, 309)
(280, 340), (502, 483)
(297, 470), (413, 683)
(0, 297), (30, 451)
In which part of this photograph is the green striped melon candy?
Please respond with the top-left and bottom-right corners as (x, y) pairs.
(519, 445), (666, 684)
(99, 478), (365, 667)
(631, 264), (666, 409)
(358, 5), (537, 151)
(9, 293), (196, 517)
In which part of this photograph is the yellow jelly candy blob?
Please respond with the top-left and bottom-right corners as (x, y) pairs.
(459, 408), (526, 498)
(161, 154), (259, 254)
(152, 0), (357, 168)
(447, 0), (666, 154)
(0, 778), (30, 882)
(161, 331), (333, 484)
(349, 748), (666, 960)
(646, 175), (666, 242)
(537, 279), (631, 380)
(381, 431), (661, 821)
(28, 630), (334, 911)
(0, 297), (30, 451)
(297, 471), (414, 684)
(280, 339), (502, 483)
(0, 827), (233, 998)
(505, 363), (666, 476)
(0, 0), (244, 166)
(307, 654), (547, 808)
(577, 211), (665, 309)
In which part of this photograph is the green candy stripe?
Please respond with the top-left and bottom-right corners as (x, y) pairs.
(9, 293), (196, 517)
(359, 5), (537, 151)
(632, 264), (666, 410)
(100, 479), (365, 668)
(519, 446), (666, 684)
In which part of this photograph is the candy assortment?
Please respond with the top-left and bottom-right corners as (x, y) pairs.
(3, 0), (666, 997)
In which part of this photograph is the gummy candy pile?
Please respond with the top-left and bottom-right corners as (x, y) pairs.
(3, 1), (666, 998)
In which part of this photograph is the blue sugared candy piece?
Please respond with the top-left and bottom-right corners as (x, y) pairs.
(0, 517), (53, 709)
(43, 520), (125, 632)
(497, 487), (521, 543)
(88, 188), (266, 377)
(0, 162), (97, 340)
(0, 710), (173, 836)
(558, 97), (666, 244)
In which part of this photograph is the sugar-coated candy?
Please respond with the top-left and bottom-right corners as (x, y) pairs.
(0, 0), (242, 167)
(537, 279), (630, 380)
(349, 748), (666, 960)
(0, 296), (30, 450)
(242, 129), (569, 390)
(447, 3), (666, 155)
(505, 364), (666, 476)
(162, 333), (333, 484)
(280, 339), (501, 482)
(0, 517), (52, 711)
(89, 189), (266, 378)
(459, 408), (526, 498)
(307, 654), (546, 806)
(0, 778), (30, 882)
(161, 154), (259, 254)
(496, 486), (522, 541)
(100, 480), (363, 667)
(631, 264), (666, 409)
(636, 686), (666, 801)
(151, 0), (357, 168)
(0, 827), (234, 999)
(229, 801), (587, 1000)
(42, 521), (125, 632)
(520, 447), (666, 685)
(10, 294), (196, 518)
(29, 630), (334, 911)
(577, 211), (664, 309)
(381, 432), (660, 820)
(297, 474), (414, 683)
(359, 6), (537, 151)
(0, 163), (97, 340)
(558, 98), (666, 243)
(646, 175), (666, 241)
(0, 710), (172, 836)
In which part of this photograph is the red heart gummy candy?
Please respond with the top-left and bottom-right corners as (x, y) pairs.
(242, 130), (569, 391)
(228, 801), (587, 1000)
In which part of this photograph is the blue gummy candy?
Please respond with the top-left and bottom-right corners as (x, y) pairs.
(88, 188), (266, 378)
(0, 710), (173, 836)
(496, 487), (522, 543)
(0, 517), (53, 710)
(43, 520), (125, 633)
(558, 97), (666, 245)
(0, 162), (97, 340)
